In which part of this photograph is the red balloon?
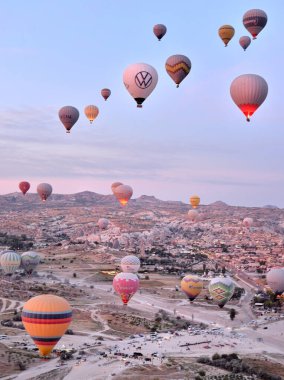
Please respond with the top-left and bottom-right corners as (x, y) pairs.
(19, 181), (30, 195)
(101, 88), (111, 101)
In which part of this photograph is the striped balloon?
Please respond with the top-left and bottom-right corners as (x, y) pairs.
(181, 275), (203, 301)
(84, 105), (99, 124)
(165, 55), (191, 87)
(243, 9), (267, 39)
(0, 251), (21, 274)
(22, 294), (72, 357)
(230, 74), (268, 122)
(208, 277), (235, 308)
(37, 183), (52, 202)
(218, 25), (235, 46)
(121, 255), (140, 273)
(21, 251), (40, 274)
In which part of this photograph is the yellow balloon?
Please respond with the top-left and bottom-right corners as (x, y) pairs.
(218, 25), (235, 46)
(190, 195), (200, 208)
(181, 275), (203, 301)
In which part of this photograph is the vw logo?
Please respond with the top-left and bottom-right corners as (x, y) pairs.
(135, 71), (152, 89)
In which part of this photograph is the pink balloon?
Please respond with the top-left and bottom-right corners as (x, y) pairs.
(113, 272), (139, 305)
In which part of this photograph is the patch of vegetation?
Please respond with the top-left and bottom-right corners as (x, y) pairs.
(0, 232), (33, 250)
(197, 353), (282, 380)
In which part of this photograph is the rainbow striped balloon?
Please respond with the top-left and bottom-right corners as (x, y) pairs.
(22, 294), (72, 356)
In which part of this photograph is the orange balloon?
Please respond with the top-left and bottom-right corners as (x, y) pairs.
(22, 294), (72, 356)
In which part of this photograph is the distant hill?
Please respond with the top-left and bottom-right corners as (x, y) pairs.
(263, 205), (279, 209)
(209, 201), (229, 207)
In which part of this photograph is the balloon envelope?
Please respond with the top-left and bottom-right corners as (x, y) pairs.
(153, 24), (167, 40)
(101, 88), (111, 101)
(111, 182), (123, 194)
(19, 181), (30, 195)
(21, 251), (40, 274)
(121, 255), (140, 273)
(243, 9), (267, 39)
(188, 210), (199, 222)
(114, 184), (133, 206)
(243, 217), (253, 228)
(98, 218), (109, 230)
(123, 63), (158, 107)
(230, 74), (268, 121)
(218, 25), (235, 46)
(190, 195), (200, 209)
(113, 272), (139, 305)
(22, 294), (72, 357)
(37, 183), (52, 202)
(165, 55), (191, 87)
(0, 251), (21, 274)
(84, 105), (99, 124)
(266, 268), (284, 293)
(181, 275), (203, 301)
(239, 36), (251, 51)
(209, 277), (235, 308)
(58, 106), (79, 133)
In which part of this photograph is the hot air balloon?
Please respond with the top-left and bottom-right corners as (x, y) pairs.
(181, 275), (203, 301)
(101, 88), (111, 101)
(22, 294), (72, 357)
(243, 217), (253, 228)
(218, 25), (235, 46)
(230, 74), (268, 122)
(58, 106), (79, 133)
(114, 184), (133, 206)
(121, 255), (140, 273)
(165, 55), (191, 87)
(243, 9), (267, 39)
(97, 218), (109, 230)
(266, 268), (284, 293)
(123, 63), (158, 107)
(21, 251), (40, 274)
(84, 105), (99, 124)
(239, 36), (251, 51)
(153, 24), (167, 41)
(188, 209), (199, 222)
(208, 277), (235, 308)
(111, 182), (123, 194)
(113, 272), (139, 305)
(37, 183), (52, 202)
(19, 181), (30, 195)
(190, 195), (200, 209)
(0, 250), (21, 275)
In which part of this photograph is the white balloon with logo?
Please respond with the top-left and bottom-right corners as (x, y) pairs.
(123, 63), (158, 107)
